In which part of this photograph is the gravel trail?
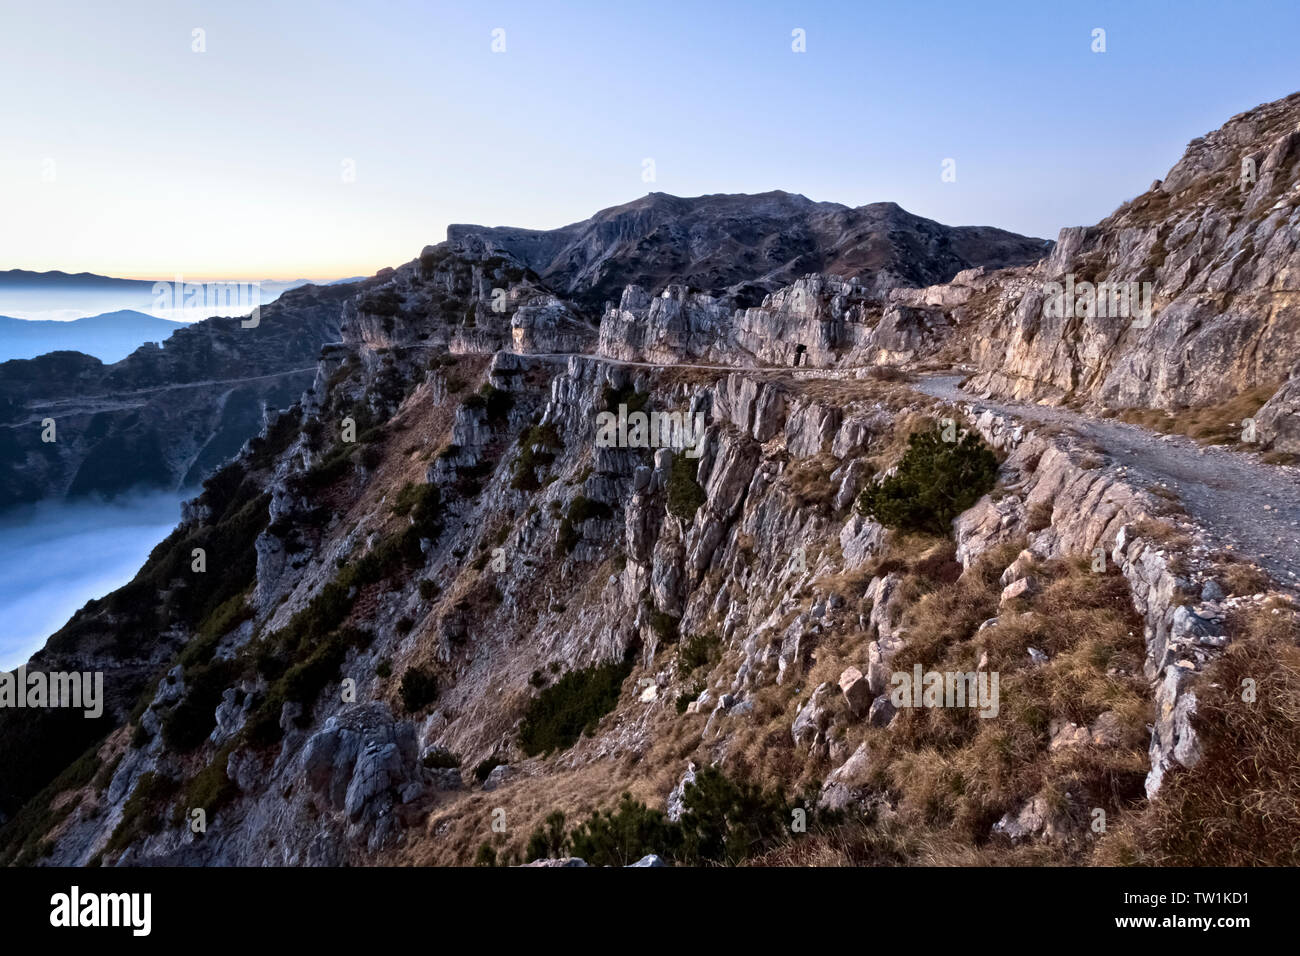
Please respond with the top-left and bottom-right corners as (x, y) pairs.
(914, 374), (1300, 589)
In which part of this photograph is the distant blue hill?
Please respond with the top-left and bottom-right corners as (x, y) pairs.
(0, 268), (351, 322)
(0, 310), (186, 364)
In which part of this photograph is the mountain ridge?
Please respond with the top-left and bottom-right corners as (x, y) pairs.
(2, 93), (1299, 869)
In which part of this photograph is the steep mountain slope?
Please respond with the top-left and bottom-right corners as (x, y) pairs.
(0, 281), (360, 509)
(3, 94), (1299, 869)
(450, 190), (1051, 312)
(3, 252), (1290, 868)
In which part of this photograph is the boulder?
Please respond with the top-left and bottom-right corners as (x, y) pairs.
(838, 667), (872, 717)
(1000, 576), (1040, 604)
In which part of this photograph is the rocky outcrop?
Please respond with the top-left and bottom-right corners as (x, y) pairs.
(952, 92), (1300, 414)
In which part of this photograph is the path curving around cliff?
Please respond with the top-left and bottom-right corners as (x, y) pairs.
(524, 352), (1299, 589)
(913, 374), (1300, 590)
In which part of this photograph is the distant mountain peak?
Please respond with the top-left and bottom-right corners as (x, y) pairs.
(445, 189), (1050, 311)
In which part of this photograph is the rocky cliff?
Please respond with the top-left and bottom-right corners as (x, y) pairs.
(929, 93), (1300, 456)
(0, 281), (358, 508)
(3, 96), (1299, 868)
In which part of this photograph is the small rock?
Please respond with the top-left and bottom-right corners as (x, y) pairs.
(523, 857), (590, 867)
(1048, 720), (1089, 752)
(1200, 579), (1226, 602)
(838, 667), (872, 717)
(481, 763), (513, 791)
(1000, 576), (1040, 604)
(867, 694), (897, 727)
(817, 742), (873, 811)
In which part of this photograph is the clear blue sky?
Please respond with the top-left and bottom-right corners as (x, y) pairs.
(1, 0), (1297, 278)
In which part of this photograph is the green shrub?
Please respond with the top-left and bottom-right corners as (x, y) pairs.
(667, 454), (706, 521)
(519, 657), (633, 755)
(567, 495), (612, 524)
(161, 658), (239, 752)
(511, 423), (563, 492)
(601, 384), (649, 414)
(568, 794), (679, 866)
(678, 632), (720, 675)
(106, 772), (179, 852)
(525, 810), (569, 861)
(557, 517), (580, 555)
(399, 666), (438, 713)
(649, 608), (680, 644)
(557, 496), (613, 555)
(421, 747), (460, 770)
(183, 742), (239, 819)
(464, 384), (513, 423)
(675, 765), (797, 865)
(857, 427), (998, 535)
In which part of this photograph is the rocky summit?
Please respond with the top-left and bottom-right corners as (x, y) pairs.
(2, 93), (1298, 870)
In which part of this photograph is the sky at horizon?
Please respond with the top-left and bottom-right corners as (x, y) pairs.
(2, 0), (1298, 279)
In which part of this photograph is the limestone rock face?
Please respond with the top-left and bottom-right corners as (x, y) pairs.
(791, 682), (835, 753)
(301, 703), (421, 844)
(956, 91), (1300, 414)
(1254, 371), (1300, 453)
(817, 742), (873, 811)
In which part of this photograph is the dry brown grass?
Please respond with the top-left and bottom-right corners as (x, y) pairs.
(1026, 500), (1053, 531)
(1210, 553), (1274, 596)
(1131, 517), (1192, 550)
(864, 365), (913, 383)
(1145, 483), (1186, 516)
(1095, 608), (1300, 865)
(781, 452), (840, 511)
(873, 555), (1150, 854)
(1114, 384), (1279, 448)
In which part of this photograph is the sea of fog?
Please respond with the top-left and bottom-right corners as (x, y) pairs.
(0, 491), (188, 671)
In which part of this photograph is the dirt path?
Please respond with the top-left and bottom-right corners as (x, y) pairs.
(913, 374), (1300, 589)
(16, 366), (319, 423)
(529, 352), (1299, 587)
(525, 352), (1298, 584)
